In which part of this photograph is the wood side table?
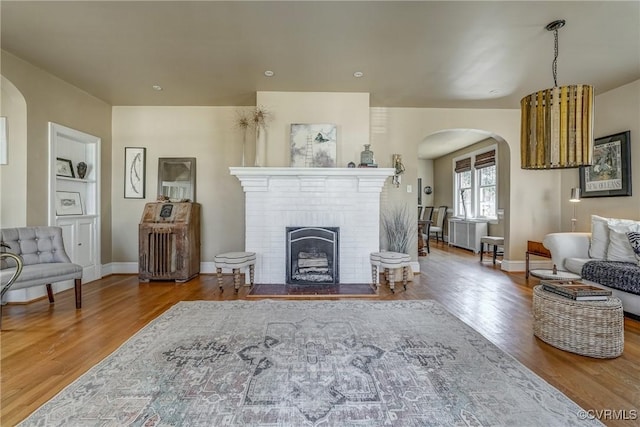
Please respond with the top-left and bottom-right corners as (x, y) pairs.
(525, 240), (552, 278)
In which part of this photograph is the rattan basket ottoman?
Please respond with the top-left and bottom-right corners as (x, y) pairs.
(532, 285), (624, 358)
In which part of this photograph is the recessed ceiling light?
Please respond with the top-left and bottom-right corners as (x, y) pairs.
(264, 70), (274, 77)
(489, 89), (499, 95)
(353, 71), (364, 78)
(152, 85), (163, 91)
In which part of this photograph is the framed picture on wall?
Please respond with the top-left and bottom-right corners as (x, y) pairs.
(579, 131), (632, 198)
(124, 147), (146, 199)
(56, 157), (75, 178)
(55, 191), (83, 215)
(289, 123), (337, 167)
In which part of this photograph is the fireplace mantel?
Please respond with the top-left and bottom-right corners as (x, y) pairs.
(230, 167), (394, 192)
(230, 167), (394, 285)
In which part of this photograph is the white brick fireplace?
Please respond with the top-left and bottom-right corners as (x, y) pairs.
(230, 167), (394, 284)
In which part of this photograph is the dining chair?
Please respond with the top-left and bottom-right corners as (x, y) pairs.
(420, 220), (432, 254)
(429, 206), (448, 243)
(421, 206), (434, 221)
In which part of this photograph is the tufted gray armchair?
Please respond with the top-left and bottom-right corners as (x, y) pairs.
(1, 226), (83, 325)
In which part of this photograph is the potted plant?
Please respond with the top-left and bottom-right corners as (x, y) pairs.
(381, 204), (416, 281)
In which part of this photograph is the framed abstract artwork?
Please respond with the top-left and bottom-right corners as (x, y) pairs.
(124, 147), (146, 199)
(579, 131), (632, 198)
(290, 123), (337, 167)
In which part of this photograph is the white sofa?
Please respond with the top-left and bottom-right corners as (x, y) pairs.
(543, 216), (640, 318)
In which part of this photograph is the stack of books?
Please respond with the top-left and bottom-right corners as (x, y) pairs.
(541, 280), (612, 301)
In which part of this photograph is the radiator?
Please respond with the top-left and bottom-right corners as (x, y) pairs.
(141, 229), (177, 277)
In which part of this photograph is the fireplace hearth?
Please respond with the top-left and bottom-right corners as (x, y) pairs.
(287, 227), (339, 285)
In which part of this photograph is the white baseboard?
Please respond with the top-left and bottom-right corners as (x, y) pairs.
(103, 262), (138, 274)
(500, 259), (553, 272)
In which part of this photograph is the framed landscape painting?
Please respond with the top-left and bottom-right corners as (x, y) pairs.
(579, 131), (632, 198)
(290, 123), (337, 167)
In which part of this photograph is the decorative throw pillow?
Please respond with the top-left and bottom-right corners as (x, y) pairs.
(607, 224), (640, 263)
(591, 216), (640, 259)
(628, 232), (640, 266)
(589, 215), (610, 259)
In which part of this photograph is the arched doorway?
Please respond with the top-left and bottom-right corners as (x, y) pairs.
(417, 128), (511, 259)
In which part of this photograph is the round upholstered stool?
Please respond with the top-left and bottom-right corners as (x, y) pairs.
(213, 252), (256, 292)
(370, 251), (411, 293)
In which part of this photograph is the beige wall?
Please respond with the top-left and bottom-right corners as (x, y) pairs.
(560, 79), (640, 227)
(0, 51), (113, 263)
(111, 106), (249, 263)
(417, 159), (435, 208)
(0, 76), (28, 227)
(256, 91), (371, 167)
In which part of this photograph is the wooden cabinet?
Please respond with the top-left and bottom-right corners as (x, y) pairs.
(58, 217), (98, 281)
(48, 123), (101, 283)
(139, 202), (201, 282)
(448, 219), (488, 253)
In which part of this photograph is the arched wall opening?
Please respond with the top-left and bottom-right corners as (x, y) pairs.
(369, 106), (562, 269)
(417, 128), (511, 257)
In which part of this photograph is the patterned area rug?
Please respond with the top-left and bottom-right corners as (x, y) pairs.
(19, 300), (602, 426)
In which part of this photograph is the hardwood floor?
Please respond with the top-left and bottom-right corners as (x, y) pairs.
(2, 242), (639, 426)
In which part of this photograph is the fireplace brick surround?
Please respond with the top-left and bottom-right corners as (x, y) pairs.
(230, 167), (394, 285)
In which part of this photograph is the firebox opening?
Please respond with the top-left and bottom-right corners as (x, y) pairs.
(286, 227), (339, 285)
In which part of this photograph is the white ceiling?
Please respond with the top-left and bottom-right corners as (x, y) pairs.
(2, 1), (639, 158)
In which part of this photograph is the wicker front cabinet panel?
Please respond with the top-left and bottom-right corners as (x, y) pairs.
(532, 286), (624, 358)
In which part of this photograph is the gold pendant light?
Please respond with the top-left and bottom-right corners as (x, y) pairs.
(520, 20), (594, 169)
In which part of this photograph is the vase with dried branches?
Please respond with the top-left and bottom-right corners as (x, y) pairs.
(253, 106), (270, 167)
(236, 106), (271, 167)
(236, 113), (250, 166)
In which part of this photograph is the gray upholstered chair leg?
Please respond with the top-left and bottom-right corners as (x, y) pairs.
(75, 278), (82, 309)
